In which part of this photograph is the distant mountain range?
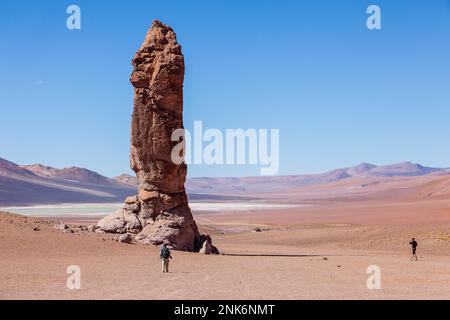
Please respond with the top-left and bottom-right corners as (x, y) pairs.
(0, 157), (135, 206)
(183, 161), (450, 194)
(0, 156), (449, 206)
(113, 161), (450, 193)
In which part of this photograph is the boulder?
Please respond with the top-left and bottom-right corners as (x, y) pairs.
(124, 213), (142, 232)
(96, 210), (125, 233)
(134, 211), (198, 251)
(199, 234), (220, 255)
(125, 196), (138, 204)
(53, 222), (68, 230)
(119, 233), (133, 243)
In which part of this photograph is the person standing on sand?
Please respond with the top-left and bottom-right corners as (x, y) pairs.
(160, 243), (173, 273)
(409, 238), (418, 261)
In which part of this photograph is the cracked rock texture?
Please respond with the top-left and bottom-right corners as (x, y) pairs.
(96, 20), (204, 252)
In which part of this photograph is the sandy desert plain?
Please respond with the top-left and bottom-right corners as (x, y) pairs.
(1, 171), (450, 300)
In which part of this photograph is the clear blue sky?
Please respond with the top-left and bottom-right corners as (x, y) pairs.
(1, 0), (450, 178)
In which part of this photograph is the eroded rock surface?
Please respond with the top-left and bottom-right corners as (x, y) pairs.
(96, 20), (205, 252)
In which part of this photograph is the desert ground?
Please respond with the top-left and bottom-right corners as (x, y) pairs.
(2, 174), (450, 300)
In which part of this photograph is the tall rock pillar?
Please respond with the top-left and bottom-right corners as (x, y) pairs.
(96, 20), (203, 252)
(130, 20), (200, 251)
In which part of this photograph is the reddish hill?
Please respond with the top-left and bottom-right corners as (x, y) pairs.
(0, 158), (135, 206)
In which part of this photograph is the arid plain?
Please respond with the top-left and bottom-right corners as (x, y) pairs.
(2, 170), (450, 300)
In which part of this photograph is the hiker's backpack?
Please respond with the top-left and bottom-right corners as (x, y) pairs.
(161, 247), (170, 259)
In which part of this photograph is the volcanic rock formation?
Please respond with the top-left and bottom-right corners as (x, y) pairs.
(96, 20), (204, 252)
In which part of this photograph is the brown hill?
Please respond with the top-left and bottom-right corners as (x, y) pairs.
(0, 158), (136, 206)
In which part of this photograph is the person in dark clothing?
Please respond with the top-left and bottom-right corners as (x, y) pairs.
(160, 243), (173, 273)
(409, 238), (418, 261)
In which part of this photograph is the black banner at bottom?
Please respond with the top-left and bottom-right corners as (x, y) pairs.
(1, 300), (445, 319)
